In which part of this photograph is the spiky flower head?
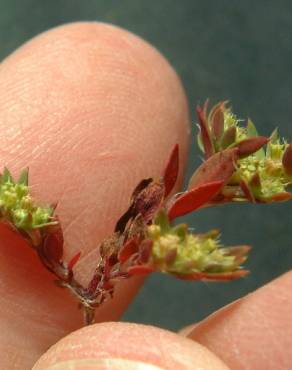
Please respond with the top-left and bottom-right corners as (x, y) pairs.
(0, 168), (56, 232)
(195, 101), (292, 204)
(148, 210), (249, 280)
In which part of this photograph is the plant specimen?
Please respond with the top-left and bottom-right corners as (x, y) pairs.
(1, 101), (291, 325)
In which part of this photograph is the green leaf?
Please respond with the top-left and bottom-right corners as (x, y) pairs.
(246, 118), (258, 137)
(221, 126), (236, 149)
(269, 128), (279, 143)
(197, 131), (204, 152)
(154, 209), (170, 233)
(18, 168), (29, 186)
(246, 119), (266, 159)
(2, 167), (14, 184)
(172, 223), (188, 241)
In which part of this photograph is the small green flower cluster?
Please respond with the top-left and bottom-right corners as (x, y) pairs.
(218, 106), (292, 200)
(197, 103), (248, 153)
(235, 129), (292, 201)
(147, 211), (246, 277)
(0, 168), (55, 230)
(197, 101), (292, 203)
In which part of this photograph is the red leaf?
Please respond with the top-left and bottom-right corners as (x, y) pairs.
(250, 172), (261, 189)
(236, 136), (268, 158)
(226, 245), (251, 256)
(211, 105), (224, 140)
(133, 181), (165, 224)
(87, 273), (101, 295)
(225, 245), (251, 265)
(203, 98), (209, 115)
(163, 144), (179, 198)
(282, 143), (292, 176)
(168, 181), (224, 220)
(102, 281), (114, 291)
(127, 265), (154, 275)
(131, 178), (153, 201)
(104, 258), (112, 279)
(188, 148), (238, 190)
(118, 238), (139, 263)
(115, 178), (153, 233)
(42, 228), (64, 264)
(173, 269), (249, 281)
(268, 192), (292, 202)
(196, 105), (214, 158)
(139, 239), (153, 263)
(240, 180), (255, 203)
(68, 251), (81, 271)
(221, 126), (236, 149)
(165, 248), (177, 265)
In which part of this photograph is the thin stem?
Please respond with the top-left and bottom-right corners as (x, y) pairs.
(83, 306), (96, 325)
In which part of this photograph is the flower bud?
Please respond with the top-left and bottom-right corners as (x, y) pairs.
(282, 143), (292, 176)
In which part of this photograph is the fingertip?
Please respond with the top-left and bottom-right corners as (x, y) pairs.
(0, 21), (190, 368)
(33, 322), (229, 370)
(0, 20), (190, 255)
(188, 271), (292, 369)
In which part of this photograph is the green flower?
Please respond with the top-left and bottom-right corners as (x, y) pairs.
(235, 131), (292, 202)
(147, 210), (249, 281)
(0, 168), (56, 230)
(195, 101), (292, 203)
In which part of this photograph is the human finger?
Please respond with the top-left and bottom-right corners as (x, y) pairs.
(33, 322), (229, 370)
(0, 22), (189, 369)
(187, 271), (292, 369)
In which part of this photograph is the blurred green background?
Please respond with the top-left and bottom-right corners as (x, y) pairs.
(0, 0), (291, 331)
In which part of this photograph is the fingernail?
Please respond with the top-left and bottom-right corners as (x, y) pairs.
(45, 358), (166, 370)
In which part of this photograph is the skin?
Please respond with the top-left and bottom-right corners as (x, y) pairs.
(0, 22), (290, 369)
